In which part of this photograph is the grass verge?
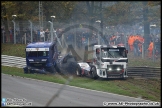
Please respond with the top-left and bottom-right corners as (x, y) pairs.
(2, 66), (161, 102)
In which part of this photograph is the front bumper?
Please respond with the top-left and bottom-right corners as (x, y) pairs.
(23, 66), (47, 74)
(97, 68), (127, 78)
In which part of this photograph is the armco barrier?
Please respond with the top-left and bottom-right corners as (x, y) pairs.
(1, 55), (161, 79)
(2, 55), (26, 68)
(127, 66), (161, 79)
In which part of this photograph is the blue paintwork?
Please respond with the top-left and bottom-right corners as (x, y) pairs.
(24, 41), (59, 73)
(26, 41), (53, 48)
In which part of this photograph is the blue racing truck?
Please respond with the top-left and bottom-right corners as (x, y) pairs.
(23, 41), (61, 74)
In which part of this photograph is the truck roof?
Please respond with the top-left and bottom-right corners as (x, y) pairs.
(93, 45), (126, 49)
(26, 42), (55, 48)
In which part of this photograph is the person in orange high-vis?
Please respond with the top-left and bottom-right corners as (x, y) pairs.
(129, 35), (135, 52)
(147, 40), (153, 58)
(138, 35), (144, 54)
(127, 36), (130, 50)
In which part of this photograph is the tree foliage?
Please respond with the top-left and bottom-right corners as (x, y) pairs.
(1, 1), (77, 22)
(1, 1), (160, 29)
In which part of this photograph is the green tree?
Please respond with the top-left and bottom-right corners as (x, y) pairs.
(1, 1), (77, 40)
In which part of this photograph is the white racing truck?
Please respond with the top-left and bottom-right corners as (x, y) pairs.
(77, 44), (128, 79)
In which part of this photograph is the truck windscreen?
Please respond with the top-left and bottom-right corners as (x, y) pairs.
(27, 51), (49, 57)
(101, 48), (127, 58)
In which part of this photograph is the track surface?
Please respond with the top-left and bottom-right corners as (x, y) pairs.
(2, 73), (156, 107)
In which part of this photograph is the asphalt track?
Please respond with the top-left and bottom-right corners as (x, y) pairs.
(2, 73), (159, 107)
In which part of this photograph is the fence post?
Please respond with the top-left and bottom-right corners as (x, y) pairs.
(88, 38), (89, 51)
(142, 44), (144, 59)
(48, 21), (53, 42)
(53, 28), (62, 48)
(12, 20), (16, 44)
(25, 33), (26, 44)
(74, 31), (76, 50)
(153, 35), (155, 62)
(98, 31), (100, 45)
(124, 34), (127, 49)
(29, 20), (33, 43)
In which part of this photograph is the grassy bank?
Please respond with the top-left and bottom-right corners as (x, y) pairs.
(2, 66), (161, 102)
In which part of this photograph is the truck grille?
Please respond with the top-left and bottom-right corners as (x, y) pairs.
(107, 65), (124, 73)
(29, 63), (46, 69)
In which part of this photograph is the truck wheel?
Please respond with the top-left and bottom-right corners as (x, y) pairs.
(91, 66), (98, 79)
(24, 67), (28, 74)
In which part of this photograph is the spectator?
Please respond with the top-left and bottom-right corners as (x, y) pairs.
(37, 29), (40, 41)
(154, 38), (160, 57)
(40, 29), (45, 42)
(45, 29), (49, 41)
(147, 40), (154, 59)
(133, 39), (140, 57)
(9, 27), (13, 43)
(1, 26), (5, 43)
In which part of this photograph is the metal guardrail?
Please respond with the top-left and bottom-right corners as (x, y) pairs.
(2, 55), (26, 68)
(127, 67), (161, 79)
(1, 55), (161, 79)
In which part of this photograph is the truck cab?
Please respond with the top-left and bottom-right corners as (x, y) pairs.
(23, 41), (61, 74)
(92, 45), (128, 79)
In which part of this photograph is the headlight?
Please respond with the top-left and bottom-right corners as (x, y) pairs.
(28, 59), (34, 61)
(117, 68), (120, 71)
(42, 59), (47, 61)
(108, 68), (112, 71)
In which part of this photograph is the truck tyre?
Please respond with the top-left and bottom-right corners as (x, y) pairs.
(24, 67), (28, 74)
(91, 66), (98, 79)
